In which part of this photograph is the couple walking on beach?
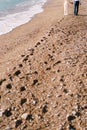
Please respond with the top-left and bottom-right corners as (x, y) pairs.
(64, 0), (81, 16)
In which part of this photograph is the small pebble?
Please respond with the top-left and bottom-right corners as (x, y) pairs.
(6, 84), (12, 89)
(26, 114), (33, 121)
(32, 79), (38, 86)
(20, 86), (26, 92)
(14, 70), (21, 76)
(21, 113), (28, 119)
(3, 108), (12, 117)
(67, 115), (76, 121)
(15, 119), (22, 128)
(20, 98), (27, 105)
(42, 105), (48, 114)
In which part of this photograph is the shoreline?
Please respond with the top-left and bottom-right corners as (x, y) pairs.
(0, 0), (64, 76)
(0, 0), (47, 35)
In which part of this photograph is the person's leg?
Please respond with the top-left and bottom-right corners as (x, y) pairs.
(74, 1), (77, 15)
(76, 1), (80, 15)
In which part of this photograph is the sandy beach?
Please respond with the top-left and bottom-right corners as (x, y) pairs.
(0, 0), (87, 129)
(0, 0), (64, 76)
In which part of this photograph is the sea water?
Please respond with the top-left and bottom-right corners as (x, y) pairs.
(0, 0), (47, 35)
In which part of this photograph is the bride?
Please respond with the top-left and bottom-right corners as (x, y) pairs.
(64, 0), (69, 15)
(64, 0), (73, 15)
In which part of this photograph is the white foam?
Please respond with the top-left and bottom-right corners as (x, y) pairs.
(0, 1), (47, 35)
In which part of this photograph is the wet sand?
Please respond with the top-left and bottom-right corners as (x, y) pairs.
(0, 0), (87, 130)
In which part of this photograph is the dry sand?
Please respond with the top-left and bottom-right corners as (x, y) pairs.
(0, 0), (87, 130)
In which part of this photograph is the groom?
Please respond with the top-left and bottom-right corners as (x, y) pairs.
(74, 0), (81, 15)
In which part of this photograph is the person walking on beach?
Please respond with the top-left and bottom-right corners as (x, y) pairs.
(64, 0), (69, 15)
(64, 0), (72, 16)
(74, 0), (81, 15)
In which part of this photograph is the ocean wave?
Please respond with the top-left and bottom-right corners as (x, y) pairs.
(0, 0), (47, 35)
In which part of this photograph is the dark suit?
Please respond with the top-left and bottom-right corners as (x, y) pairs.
(74, 0), (80, 15)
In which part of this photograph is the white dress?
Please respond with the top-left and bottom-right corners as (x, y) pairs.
(64, 0), (69, 15)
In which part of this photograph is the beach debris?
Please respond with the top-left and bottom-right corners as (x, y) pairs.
(3, 108), (12, 117)
(20, 98), (27, 106)
(20, 86), (26, 92)
(32, 79), (38, 86)
(14, 70), (21, 76)
(15, 119), (22, 128)
(42, 104), (48, 114)
(21, 113), (28, 120)
(6, 83), (12, 89)
(26, 114), (34, 121)
(0, 78), (6, 86)
(67, 115), (76, 121)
